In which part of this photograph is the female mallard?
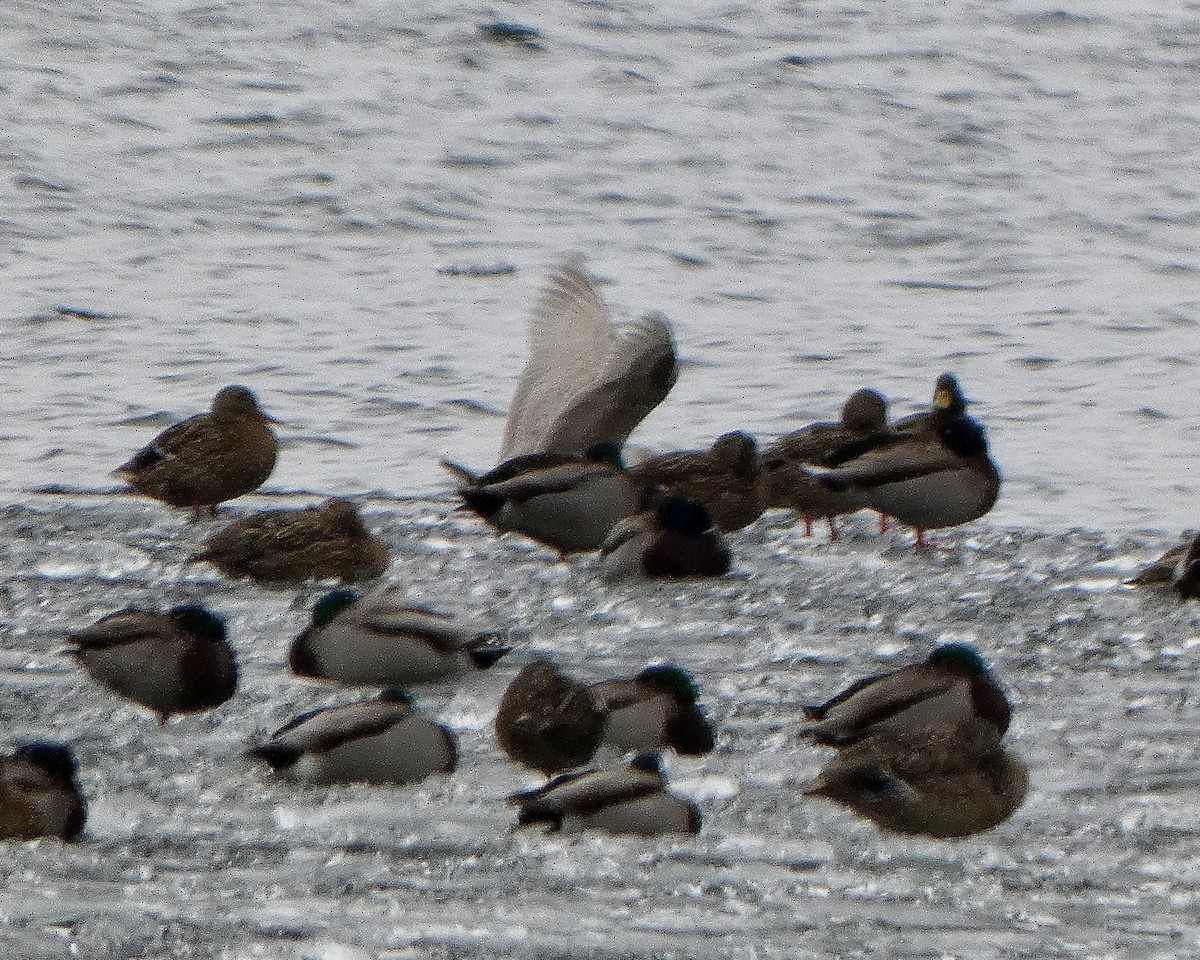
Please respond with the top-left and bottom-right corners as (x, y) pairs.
(501, 259), (678, 460)
(289, 587), (511, 686)
(0, 742), (87, 842)
(66, 604), (238, 724)
(114, 384), (279, 515)
(599, 495), (732, 580)
(447, 442), (643, 556)
(494, 660), (606, 775)
(249, 689), (456, 785)
(760, 388), (891, 538)
(628, 431), (766, 532)
(587, 663), (715, 756)
(806, 374), (1000, 547)
(1127, 532), (1200, 600)
(194, 498), (389, 586)
(800, 643), (1011, 756)
(508, 753), (701, 836)
(805, 744), (1028, 839)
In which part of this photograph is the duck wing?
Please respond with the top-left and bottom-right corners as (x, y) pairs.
(802, 667), (960, 743)
(266, 700), (405, 753)
(813, 440), (964, 492)
(538, 311), (677, 456)
(477, 462), (614, 502)
(502, 261), (618, 459)
(67, 611), (166, 650)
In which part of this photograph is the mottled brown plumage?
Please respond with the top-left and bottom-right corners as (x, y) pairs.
(629, 431), (765, 532)
(194, 498), (388, 586)
(114, 385), (279, 512)
(805, 743), (1028, 839)
(495, 660), (605, 775)
(1127, 532), (1200, 600)
(760, 388), (891, 535)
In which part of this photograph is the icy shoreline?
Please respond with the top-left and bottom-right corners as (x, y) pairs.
(2, 497), (1198, 958)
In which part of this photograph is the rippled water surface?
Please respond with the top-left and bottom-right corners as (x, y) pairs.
(3, 1), (1200, 958)
(2, 0), (1199, 530)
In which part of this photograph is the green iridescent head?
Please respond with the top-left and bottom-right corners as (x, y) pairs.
(310, 589), (360, 628)
(638, 663), (700, 702)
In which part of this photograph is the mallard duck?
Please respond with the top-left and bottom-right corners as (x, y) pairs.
(0, 742), (87, 842)
(249, 689), (456, 785)
(289, 587), (511, 686)
(494, 660), (606, 774)
(892, 372), (967, 433)
(1126, 532), (1200, 600)
(800, 643), (1011, 755)
(66, 604), (238, 724)
(194, 498), (389, 586)
(599, 495), (732, 580)
(501, 259), (678, 460)
(805, 744), (1028, 839)
(628, 431), (765, 532)
(805, 374), (1000, 547)
(446, 442), (644, 556)
(587, 663), (715, 756)
(760, 388), (891, 537)
(508, 753), (701, 836)
(114, 384), (279, 514)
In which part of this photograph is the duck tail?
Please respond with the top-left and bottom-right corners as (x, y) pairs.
(439, 459), (479, 485)
(516, 806), (564, 831)
(460, 488), (505, 518)
(247, 744), (303, 771)
(468, 645), (512, 670)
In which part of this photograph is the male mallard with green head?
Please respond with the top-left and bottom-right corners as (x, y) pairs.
(249, 689), (456, 785)
(66, 604), (238, 724)
(447, 441), (644, 556)
(194, 498), (388, 586)
(587, 663), (715, 756)
(114, 384), (279, 515)
(0, 742), (87, 842)
(289, 586), (511, 686)
(805, 373), (1000, 547)
(800, 643), (1011, 756)
(508, 753), (701, 836)
(891, 372), (967, 433)
(599, 495), (732, 580)
(629, 431), (766, 532)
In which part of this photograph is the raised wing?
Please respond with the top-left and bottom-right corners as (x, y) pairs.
(538, 311), (677, 456)
(501, 260), (617, 459)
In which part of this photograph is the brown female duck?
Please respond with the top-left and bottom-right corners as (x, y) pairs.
(0, 742), (87, 842)
(759, 388), (891, 538)
(194, 498), (388, 586)
(629, 431), (765, 532)
(114, 384), (279, 514)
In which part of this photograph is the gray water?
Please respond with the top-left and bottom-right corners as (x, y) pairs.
(2, 0), (1199, 530)
(3, 1), (1200, 957)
